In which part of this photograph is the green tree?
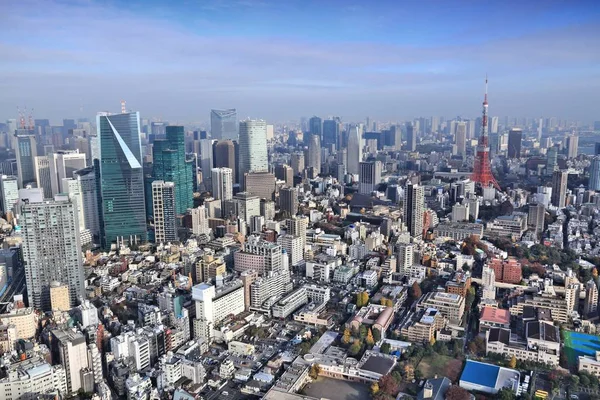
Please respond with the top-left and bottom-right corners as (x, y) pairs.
(349, 339), (361, 356)
(495, 387), (516, 400)
(380, 342), (391, 354)
(372, 327), (381, 342)
(359, 325), (368, 339)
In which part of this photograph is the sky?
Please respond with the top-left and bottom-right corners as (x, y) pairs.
(1, 0), (599, 124)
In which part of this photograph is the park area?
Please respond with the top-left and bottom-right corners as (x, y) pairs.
(563, 331), (600, 367)
(302, 377), (371, 400)
(417, 354), (464, 381)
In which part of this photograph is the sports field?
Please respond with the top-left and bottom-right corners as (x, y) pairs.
(563, 331), (600, 366)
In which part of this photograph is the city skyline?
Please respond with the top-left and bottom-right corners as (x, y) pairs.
(2, 0), (599, 123)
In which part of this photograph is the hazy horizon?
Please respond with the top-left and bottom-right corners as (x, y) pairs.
(2, 0), (599, 124)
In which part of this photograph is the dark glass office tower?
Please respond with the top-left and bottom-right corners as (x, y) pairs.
(309, 116), (322, 139)
(322, 119), (339, 148)
(97, 112), (147, 248)
(152, 126), (193, 215)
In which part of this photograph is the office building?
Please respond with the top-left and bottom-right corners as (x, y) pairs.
(211, 167), (233, 201)
(279, 186), (299, 216)
(528, 203), (545, 238)
(551, 170), (568, 208)
(358, 161), (382, 194)
(279, 234), (303, 266)
(34, 156), (53, 198)
(192, 281), (245, 341)
(307, 134), (321, 177)
(235, 235), (283, 275)
(152, 181), (177, 243)
(20, 194), (84, 310)
(191, 205), (210, 237)
(73, 167), (100, 238)
(286, 215), (308, 251)
(0, 357), (67, 399)
(239, 120), (268, 186)
(210, 109), (238, 141)
(199, 139), (214, 188)
(507, 128), (522, 159)
(49, 150), (87, 196)
(0, 175), (18, 215)
(322, 119), (339, 148)
(61, 178), (87, 237)
(346, 125), (362, 175)
(417, 292), (465, 325)
(546, 146), (558, 175)
(290, 152), (305, 176)
(404, 182), (425, 239)
(566, 135), (579, 159)
(245, 171), (276, 200)
(214, 140), (236, 183)
(275, 164), (294, 187)
(230, 192), (260, 225)
(406, 123), (416, 151)
(590, 157), (600, 191)
(15, 132), (37, 188)
(97, 112), (146, 247)
(260, 199), (275, 221)
(52, 329), (89, 394)
(455, 122), (466, 157)
(309, 116), (322, 139)
(153, 126), (193, 215)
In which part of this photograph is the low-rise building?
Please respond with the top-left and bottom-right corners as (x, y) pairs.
(417, 292), (465, 325)
(479, 307), (510, 332)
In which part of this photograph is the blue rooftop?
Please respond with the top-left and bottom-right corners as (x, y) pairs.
(460, 360), (499, 389)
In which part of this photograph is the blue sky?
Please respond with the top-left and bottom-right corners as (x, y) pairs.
(1, 0), (599, 124)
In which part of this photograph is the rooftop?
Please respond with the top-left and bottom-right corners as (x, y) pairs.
(480, 307), (510, 324)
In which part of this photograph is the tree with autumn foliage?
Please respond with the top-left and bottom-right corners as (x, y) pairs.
(356, 291), (370, 307)
(445, 385), (470, 400)
(594, 267), (599, 279)
(508, 355), (517, 368)
(410, 281), (422, 299)
(379, 374), (399, 397)
(342, 329), (352, 345)
(370, 382), (380, 395)
(366, 328), (375, 347)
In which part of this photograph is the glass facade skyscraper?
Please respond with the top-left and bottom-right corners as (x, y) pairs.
(322, 119), (339, 148)
(97, 112), (147, 248)
(152, 126), (193, 215)
(239, 120), (268, 186)
(211, 109), (238, 141)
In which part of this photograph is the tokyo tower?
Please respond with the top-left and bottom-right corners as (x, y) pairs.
(471, 77), (501, 191)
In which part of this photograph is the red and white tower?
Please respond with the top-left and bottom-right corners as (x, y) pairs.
(471, 77), (501, 191)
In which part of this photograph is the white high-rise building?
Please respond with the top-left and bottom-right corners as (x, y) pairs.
(286, 215), (308, 252)
(20, 194), (84, 310)
(239, 120), (268, 187)
(73, 167), (100, 238)
(346, 124), (362, 175)
(481, 265), (496, 301)
(191, 205), (210, 237)
(211, 167), (233, 201)
(192, 281), (245, 341)
(61, 178), (86, 233)
(397, 243), (414, 275)
(152, 181), (177, 244)
(307, 134), (321, 177)
(34, 156), (53, 199)
(53, 329), (89, 394)
(278, 234), (303, 266)
(490, 116), (499, 134)
(199, 139), (214, 188)
(0, 175), (19, 215)
(49, 150), (87, 196)
(404, 182), (425, 239)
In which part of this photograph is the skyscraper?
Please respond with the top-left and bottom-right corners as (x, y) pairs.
(153, 126), (193, 215)
(546, 145), (558, 175)
(19, 194), (84, 310)
(97, 112), (147, 248)
(211, 109), (238, 141)
(49, 150), (87, 196)
(406, 123), (416, 152)
(507, 128), (522, 159)
(239, 120), (268, 186)
(211, 167), (233, 202)
(404, 182), (424, 239)
(279, 186), (299, 216)
(390, 125), (402, 151)
(34, 156), (52, 198)
(589, 157), (600, 191)
(322, 119), (339, 148)
(245, 172), (276, 200)
(191, 205), (210, 237)
(15, 132), (37, 188)
(152, 181), (177, 244)
(346, 125), (361, 175)
(214, 140), (236, 183)
(551, 170), (568, 208)
(358, 161), (382, 194)
(73, 167), (100, 238)
(455, 122), (467, 157)
(490, 116), (499, 134)
(307, 134), (321, 177)
(309, 116), (322, 139)
(290, 152), (304, 176)
(274, 164), (294, 187)
(199, 138), (214, 189)
(566, 135), (579, 159)
(528, 203), (545, 239)
(0, 175), (18, 215)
